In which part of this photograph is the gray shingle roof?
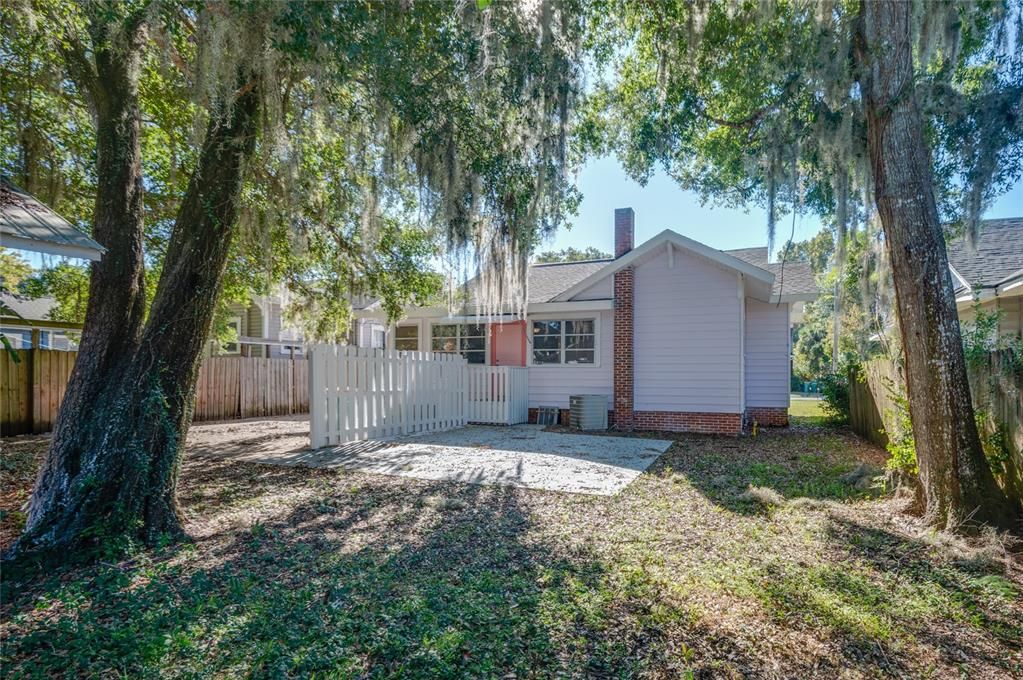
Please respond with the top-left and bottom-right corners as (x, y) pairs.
(443, 240), (820, 309)
(526, 259), (613, 303)
(947, 217), (1023, 292)
(0, 177), (105, 260)
(723, 246), (817, 297)
(0, 291), (57, 321)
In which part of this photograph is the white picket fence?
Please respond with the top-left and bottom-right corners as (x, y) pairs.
(467, 365), (529, 426)
(309, 346), (529, 447)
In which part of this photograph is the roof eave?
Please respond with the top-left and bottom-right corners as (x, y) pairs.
(0, 233), (104, 261)
(552, 230), (774, 302)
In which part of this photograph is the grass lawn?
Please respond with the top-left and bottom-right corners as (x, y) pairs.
(2, 423), (1021, 678)
(789, 396), (826, 419)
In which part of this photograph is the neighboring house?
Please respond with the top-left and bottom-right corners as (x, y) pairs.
(206, 293), (307, 358)
(206, 293), (389, 358)
(948, 217), (1023, 338)
(0, 291), (77, 350)
(353, 208), (817, 435)
(0, 176), (104, 261)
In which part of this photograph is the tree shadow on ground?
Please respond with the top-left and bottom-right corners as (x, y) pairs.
(822, 516), (1023, 672)
(3, 464), (768, 679)
(646, 424), (889, 515)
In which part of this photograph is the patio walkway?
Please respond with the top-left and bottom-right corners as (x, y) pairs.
(187, 418), (672, 495)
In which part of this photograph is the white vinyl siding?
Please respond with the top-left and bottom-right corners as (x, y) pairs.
(634, 248), (742, 413)
(569, 275), (612, 301)
(527, 309), (612, 408)
(744, 299), (790, 408)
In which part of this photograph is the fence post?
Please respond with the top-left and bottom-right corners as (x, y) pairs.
(402, 351), (411, 435)
(309, 346), (325, 447)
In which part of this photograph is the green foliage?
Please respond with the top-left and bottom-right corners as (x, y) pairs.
(0, 247), (32, 292)
(3, 0), (588, 341)
(974, 408), (1012, 477)
(534, 246), (611, 263)
(791, 230), (889, 382)
(883, 390), (917, 476)
(18, 262), (89, 323)
(960, 303), (1003, 368)
(585, 1), (1023, 242)
(777, 229), (835, 275)
(818, 373), (850, 424)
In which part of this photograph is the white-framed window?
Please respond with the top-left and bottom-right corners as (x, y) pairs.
(431, 322), (486, 364)
(395, 324), (419, 351)
(372, 328), (386, 349)
(531, 318), (596, 365)
(222, 316), (242, 355)
(282, 343), (304, 355)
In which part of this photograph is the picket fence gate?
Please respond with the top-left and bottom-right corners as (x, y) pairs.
(309, 346), (529, 448)
(467, 365), (529, 427)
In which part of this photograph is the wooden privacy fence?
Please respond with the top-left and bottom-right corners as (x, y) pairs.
(849, 352), (1022, 501)
(1, 351), (308, 436)
(848, 360), (903, 448)
(0, 349), (76, 436)
(308, 347), (531, 448)
(193, 357), (308, 422)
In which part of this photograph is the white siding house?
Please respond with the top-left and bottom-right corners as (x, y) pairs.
(353, 208), (817, 434)
(744, 299), (791, 409)
(634, 247), (741, 414)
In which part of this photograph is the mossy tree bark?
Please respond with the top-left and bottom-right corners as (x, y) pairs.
(13, 74), (262, 560)
(855, 0), (1020, 531)
(17, 8), (150, 556)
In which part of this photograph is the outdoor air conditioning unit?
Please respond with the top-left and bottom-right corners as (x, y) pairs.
(569, 394), (608, 430)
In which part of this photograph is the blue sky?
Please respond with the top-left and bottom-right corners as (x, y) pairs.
(541, 155), (1023, 260)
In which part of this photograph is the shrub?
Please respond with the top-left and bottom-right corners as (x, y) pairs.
(883, 391), (917, 475)
(818, 372), (850, 423)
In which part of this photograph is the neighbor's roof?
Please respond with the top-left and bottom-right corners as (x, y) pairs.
(946, 217), (1023, 294)
(0, 177), (105, 261)
(724, 246), (817, 298)
(0, 291), (58, 321)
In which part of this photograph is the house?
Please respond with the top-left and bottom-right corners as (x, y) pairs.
(353, 208), (817, 435)
(0, 176), (105, 261)
(0, 292), (78, 350)
(205, 293), (307, 358)
(948, 217), (1022, 337)
(206, 292), (390, 358)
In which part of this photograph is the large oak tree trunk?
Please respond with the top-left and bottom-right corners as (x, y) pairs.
(856, 1), (1019, 531)
(20, 11), (150, 551)
(12, 76), (262, 560)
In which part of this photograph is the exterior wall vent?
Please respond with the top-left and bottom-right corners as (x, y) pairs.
(536, 406), (560, 426)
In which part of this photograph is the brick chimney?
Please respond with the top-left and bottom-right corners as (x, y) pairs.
(614, 207), (634, 258)
(612, 208), (634, 430)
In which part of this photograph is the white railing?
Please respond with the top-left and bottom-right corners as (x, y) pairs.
(309, 346), (467, 447)
(466, 366), (529, 425)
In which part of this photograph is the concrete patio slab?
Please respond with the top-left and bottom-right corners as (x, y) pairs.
(190, 420), (672, 495)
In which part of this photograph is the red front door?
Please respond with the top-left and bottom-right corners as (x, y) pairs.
(490, 321), (526, 366)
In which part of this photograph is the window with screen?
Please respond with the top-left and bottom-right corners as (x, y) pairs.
(532, 319), (595, 365)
